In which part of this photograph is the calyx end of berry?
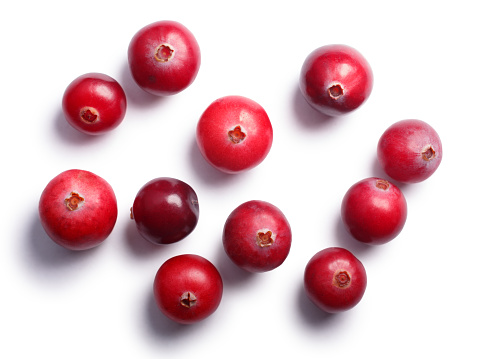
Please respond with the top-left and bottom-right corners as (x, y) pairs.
(154, 43), (175, 62)
(180, 292), (197, 308)
(228, 125), (246, 144)
(422, 145), (436, 161)
(333, 270), (351, 289)
(256, 230), (274, 247)
(328, 84), (344, 99)
(80, 107), (99, 124)
(65, 192), (84, 211)
(375, 179), (390, 191)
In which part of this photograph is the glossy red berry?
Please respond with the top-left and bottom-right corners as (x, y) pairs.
(153, 254), (223, 324)
(38, 169), (118, 250)
(377, 119), (443, 183)
(196, 96), (273, 174)
(299, 44), (373, 116)
(304, 247), (367, 313)
(128, 20), (201, 96)
(62, 73), (127, 135)
(341, 177), (407, 245)
(222, 200), (292, 272)
(130, 177), (199, 245)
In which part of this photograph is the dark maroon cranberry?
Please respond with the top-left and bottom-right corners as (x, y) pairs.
(153, 254), (223, 324)
(222, 200), (292, 272)
(304, 247), (367, 313)
(130, 177), (199, 244)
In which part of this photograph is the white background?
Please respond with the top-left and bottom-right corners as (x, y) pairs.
(2, 1), (478, 357)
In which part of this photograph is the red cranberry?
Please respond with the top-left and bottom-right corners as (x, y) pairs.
(38, 169), (118, 250)
(341, 177), (407, 245)
(127, 20), (201, 96)
(299, 44), (373, 116)
(196, 96), (273, 174)
(153, 254), (223, 324)
(62, 73), (127, 135)
(222, 200), (292, 272)
(130, 177), (199, 245)
(304, 247), (367, 313)
(377, 119), (443, 183)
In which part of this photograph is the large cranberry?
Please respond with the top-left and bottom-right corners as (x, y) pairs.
(153, 254), (223, 324)
(304, 247), (367, 313)
(377, 119), (443, 183)
(38, 169), (118, 250)
(341, 177), (407, 245)
(130, 177), (199, 245)
(62, 73), (127, 135)
(222, 200), (292, 272)
(299, 44), (373, 116)
(196, 96), (273, 174)
(128, 20), (201, 96)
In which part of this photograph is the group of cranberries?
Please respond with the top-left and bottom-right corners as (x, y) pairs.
(39, 20), (443, 324)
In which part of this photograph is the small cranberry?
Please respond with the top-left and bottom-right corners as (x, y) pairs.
(377, 119), (443, 183)
(128, 20), (201, 96)
(196, 96), (273, 174)
(130, 177), (199, 245)
(341, 177), (407, 245)
(38, 169), (118, 250)
(62, 73), (127, 135)
(299, 44), (373, 116)
(222, 200), (292, 272)
(304, 247), (367, 313)
(153, 254), (223, 324)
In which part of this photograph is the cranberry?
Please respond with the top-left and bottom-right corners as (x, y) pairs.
(130, 177), (199, 245)
(222, 200), (292, 272)
(196, 96), (273, 174)
(127, 20), (201, 96)
(304, 247), (367, 313)
(62, 73), (127, 135)
(38, 169), (118, 250)
(153, 254), (223, 324)
(299, 44), (373, 116)
(341, 177), (407, 245)
(377, 119), (443, 183)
